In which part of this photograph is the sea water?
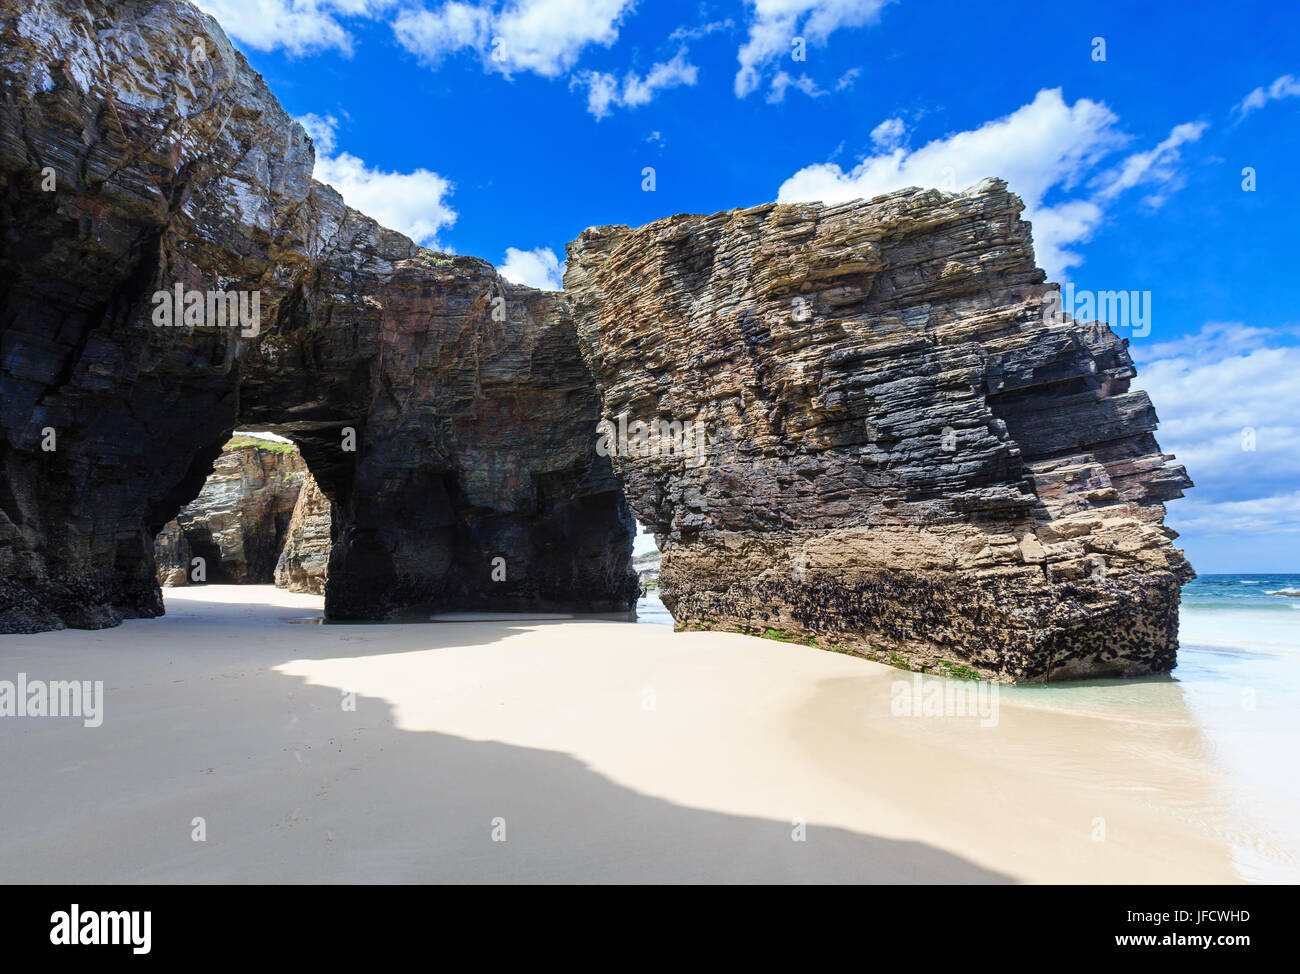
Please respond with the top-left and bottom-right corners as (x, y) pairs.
(634, 591), (674, 626)
(1006, 574), (1300, 882)
(638, 574), (1300, 880)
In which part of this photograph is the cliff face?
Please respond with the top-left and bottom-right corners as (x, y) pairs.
(0, 0), (1192, 680)
(155, 440), (306, 586)
(0, 0), (636, 631)
(566, 185), (1193, 682)
(274, 474), (330, 596)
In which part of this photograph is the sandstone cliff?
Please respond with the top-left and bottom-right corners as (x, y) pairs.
(0, 0), (636, 630)
(565, 185), (1193, 682)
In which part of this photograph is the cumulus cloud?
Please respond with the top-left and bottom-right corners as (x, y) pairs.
(869, 116), (904, 150)
(1234, 73), (1300, 118)
(1135, 322), (1300, 535)
(393, 0), (633, 78)
(735, 0), (889, 97)
(776, 88), (1207, 279)
(295, 113), (457, 248)
(572, 50), (699, 119)
(194, 0), (395, 55)
(497, 246), (563, 290)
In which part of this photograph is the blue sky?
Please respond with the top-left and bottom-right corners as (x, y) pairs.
(197, 0), (1299, 572)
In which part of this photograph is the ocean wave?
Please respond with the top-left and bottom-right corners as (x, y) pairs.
(1266, 589), (1300, 597)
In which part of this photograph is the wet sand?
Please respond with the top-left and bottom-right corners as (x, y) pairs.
(0, 585), (1265, 883)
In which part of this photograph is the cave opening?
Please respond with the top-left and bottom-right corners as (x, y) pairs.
(147, 419), (650, 625)
(153, 431), (328, 596)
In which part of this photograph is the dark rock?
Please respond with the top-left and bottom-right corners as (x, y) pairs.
(0, 0), (636, 631)
(0, 0), (1193, 684)
(565, 184), (1194, 682)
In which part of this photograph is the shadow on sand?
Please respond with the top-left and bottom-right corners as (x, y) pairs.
(0, 589), (1013, 883)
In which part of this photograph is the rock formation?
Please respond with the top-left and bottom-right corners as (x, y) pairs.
(0, 0), (1193, 682)
(155, 438), (307, 586)
(0, 0), (636, 631)
(274, 474), (331, 596)
(566, 186), (1193, 682)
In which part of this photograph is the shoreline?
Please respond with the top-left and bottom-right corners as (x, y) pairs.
(0, 585), (1290, 883)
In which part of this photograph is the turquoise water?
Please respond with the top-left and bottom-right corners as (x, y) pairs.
(1032, 573), (1300, 882)
(999, 574), (1300, 883)
(1182, 572), (1300, 613)
(1174, 574), (1300, 689)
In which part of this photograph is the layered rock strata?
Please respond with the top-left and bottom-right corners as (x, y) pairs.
(0, 0), (636, 631)
(155, 439), (307, 586)
(0, 0), (1192, 678)
(274, 473), (330, 595)
(565, 184), (1193, 682)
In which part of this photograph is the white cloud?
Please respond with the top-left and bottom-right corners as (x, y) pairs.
(765, 71), (824, 103)
(776, 88), (1207, 279)
(315, 155), (455, 249)
(296, 111), (339, 154)
(498, 246), (563, 290)
(1092, 120), (1208, 207)
(1166, 491), (1300, 537)
(869, 116), (904, 150)
(735, 0), (889, 97)
(1234, 73), (1300, 118)
(393, 0), (633, 78)
(194, 0), (395, 55)
(669, 20), (734, 42)
(573, 50), (699, 119)
(295, 113), (457, 248)
(1135, 322), (1300, 535)
(389, 2), (492, 64)
(834, 67), (860, 91)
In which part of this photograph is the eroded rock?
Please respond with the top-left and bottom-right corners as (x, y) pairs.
(155, 438), (306, 586)
(565, 185), (1193, 682)
(274, 473), (330, 596)
(0, 0), (636, 630)
(0, 0), (1191, 679)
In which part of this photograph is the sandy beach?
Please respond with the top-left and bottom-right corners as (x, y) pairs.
(0, 585), (1278, 884)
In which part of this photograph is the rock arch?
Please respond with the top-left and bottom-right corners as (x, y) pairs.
(0, 0), (636, 631)
(0, 0), (1193, 682)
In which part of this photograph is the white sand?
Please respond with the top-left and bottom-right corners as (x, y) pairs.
(0, 585), (1268, 883)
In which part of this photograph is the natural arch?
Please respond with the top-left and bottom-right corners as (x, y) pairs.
(0, 1), (1195, 684)
(0, 0), (636, 631)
